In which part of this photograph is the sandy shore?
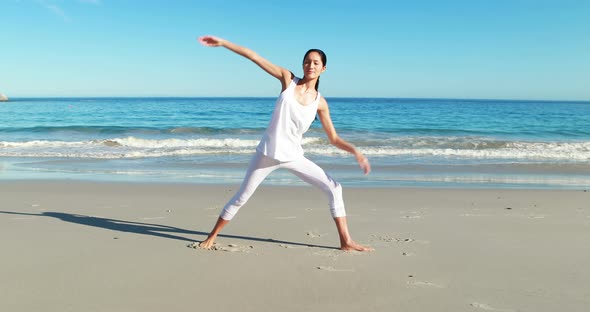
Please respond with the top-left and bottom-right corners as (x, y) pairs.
(1, 181), (589, 312)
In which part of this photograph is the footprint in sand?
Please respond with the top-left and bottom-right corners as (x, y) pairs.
(316, 266), (355, 272)
(407, 281), (445, 288)
(401, 215), (422, 219)
(528, 214), (546, 219)
(400, 211), (422, 217)
(188, 242), (253, 252)
(470, 302), (515, 312)
(371, 234), (396, 242)
(370, 235), (428, 244)
(306, 231), (326, 238)
(371, 234), (410, 243)
(212, 245), (243, 252)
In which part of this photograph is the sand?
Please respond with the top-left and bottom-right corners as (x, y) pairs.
(1, 181), (589, 312)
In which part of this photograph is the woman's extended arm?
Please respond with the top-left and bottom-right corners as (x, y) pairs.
(317, 97), (371, 175)
(198, 35), (292, 90)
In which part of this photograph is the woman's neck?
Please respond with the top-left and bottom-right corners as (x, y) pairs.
(298, 77), (317, 90)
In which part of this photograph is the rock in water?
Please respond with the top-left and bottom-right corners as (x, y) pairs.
(0, 93), (8, 102)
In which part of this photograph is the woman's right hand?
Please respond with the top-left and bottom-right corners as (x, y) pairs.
(198, 35), (224, 47)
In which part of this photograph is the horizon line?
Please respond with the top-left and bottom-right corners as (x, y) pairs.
(4, 96), (590, 104)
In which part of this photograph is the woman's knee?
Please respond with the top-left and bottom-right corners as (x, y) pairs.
(331, 182), (343, 201)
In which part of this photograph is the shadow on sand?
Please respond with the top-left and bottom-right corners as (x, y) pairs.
(0, 210), (336, 250)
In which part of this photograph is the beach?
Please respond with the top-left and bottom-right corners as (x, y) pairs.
(2, 181), (589, 312)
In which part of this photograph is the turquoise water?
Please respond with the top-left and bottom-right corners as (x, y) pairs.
(1, 97), (589, 188)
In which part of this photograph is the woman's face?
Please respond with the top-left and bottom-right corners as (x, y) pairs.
(303, 52), (326, 79)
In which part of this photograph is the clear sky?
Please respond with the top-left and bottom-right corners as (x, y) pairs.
(1, 0), (589, 100)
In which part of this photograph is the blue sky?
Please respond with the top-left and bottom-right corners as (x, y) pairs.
(1, 0), (589, 100)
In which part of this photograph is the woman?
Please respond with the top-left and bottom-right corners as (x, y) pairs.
(197, 35), (373, 251)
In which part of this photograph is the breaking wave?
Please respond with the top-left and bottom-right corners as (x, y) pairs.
(1, 136), (588, 161)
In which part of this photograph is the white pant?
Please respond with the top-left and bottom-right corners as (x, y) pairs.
(220, 152), (346, 220)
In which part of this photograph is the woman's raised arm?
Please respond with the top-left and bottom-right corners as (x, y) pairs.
(198, 35), (292, 90)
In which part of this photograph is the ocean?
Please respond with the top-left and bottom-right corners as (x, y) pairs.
(1, 97), (589, 188)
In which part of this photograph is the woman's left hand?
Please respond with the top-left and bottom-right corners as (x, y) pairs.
(356, 155), (371, 175)
(198, 35), (224, 47)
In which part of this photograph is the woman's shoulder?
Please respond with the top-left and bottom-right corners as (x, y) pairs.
(317, 95), (328, 110)
(280, 72), (297, 91)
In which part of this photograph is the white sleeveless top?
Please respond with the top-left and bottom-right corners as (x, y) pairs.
(256, 77), (320, 161)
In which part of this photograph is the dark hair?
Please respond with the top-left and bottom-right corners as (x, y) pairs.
(303, 49), (327, 91)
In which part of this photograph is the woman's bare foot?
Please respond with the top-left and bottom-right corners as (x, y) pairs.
(340, 240), (374, 252)
(198, 218), (228, 249)
(198, 237), (216, 249)
(333, 217), (373, 252)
